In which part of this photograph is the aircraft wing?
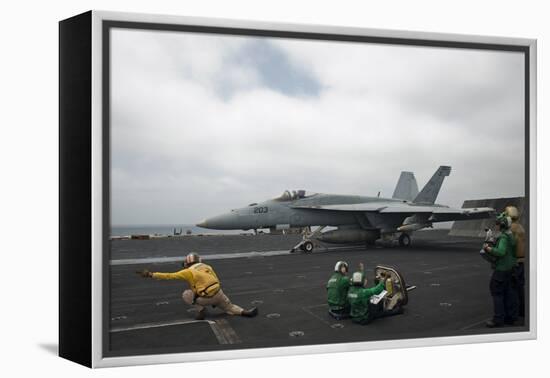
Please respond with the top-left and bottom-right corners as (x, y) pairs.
(291, 203), (495, 222)
(291, 203), (386, 212)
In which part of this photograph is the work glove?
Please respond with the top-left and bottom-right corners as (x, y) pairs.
(136, 269), (152, 278)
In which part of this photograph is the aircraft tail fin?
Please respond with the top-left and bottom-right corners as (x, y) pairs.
(413, 166), (451, 204)
(392, 171), (419, 201)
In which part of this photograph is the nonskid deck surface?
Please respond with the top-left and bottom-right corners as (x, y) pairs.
(108, 230), (527, 357)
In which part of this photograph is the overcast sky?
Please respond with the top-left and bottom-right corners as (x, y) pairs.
(110, 28), (525, 226)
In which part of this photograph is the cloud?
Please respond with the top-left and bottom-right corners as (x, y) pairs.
(110, 29), (525, 225)
(231, 39), (322, 98)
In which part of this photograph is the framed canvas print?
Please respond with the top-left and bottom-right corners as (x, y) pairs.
(59, 10), (537, 368)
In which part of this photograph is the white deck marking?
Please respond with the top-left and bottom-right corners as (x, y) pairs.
(110, 319), (211, 333)
(110, 318), (241, 345)
(110, 245), (366, 266)
(111, 250), (291, 266)
(212, 319), (241, 344)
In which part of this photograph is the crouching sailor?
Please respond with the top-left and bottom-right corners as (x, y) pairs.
(347, 271), (403, 325)
(327, 261), (351, 319)
(138, 252), (258, 320)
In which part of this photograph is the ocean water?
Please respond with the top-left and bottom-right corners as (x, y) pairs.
(111, 224), (252, 237)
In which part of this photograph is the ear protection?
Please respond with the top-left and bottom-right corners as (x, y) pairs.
(495, 213), (512, 229)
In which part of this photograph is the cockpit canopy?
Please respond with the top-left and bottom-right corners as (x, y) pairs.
(274, 190), (316, 202)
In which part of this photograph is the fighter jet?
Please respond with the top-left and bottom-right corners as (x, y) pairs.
(196, 166), (494, 252)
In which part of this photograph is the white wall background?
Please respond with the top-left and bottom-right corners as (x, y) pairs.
(0, 0), (547, 376)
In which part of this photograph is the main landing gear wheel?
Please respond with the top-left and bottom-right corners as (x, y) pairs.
(302, 241), (314, 253)
(398, 233), (411, 247)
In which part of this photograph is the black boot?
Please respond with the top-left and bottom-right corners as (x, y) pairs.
(241, 307), (258, 317)
(485, 320), (503, 328)
(504, 318), (517, 326)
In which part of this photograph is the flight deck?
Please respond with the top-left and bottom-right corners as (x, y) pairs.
(108, 230), (527, 357)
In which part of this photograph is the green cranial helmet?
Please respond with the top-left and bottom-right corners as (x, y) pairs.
(495, 212), (512, 229)
(351, 271), (365, 286)
(334, 261), (349, 273)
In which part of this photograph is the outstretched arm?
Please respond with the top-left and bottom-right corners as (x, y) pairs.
(363, 282), (385, 297)
(152, 269), (192, 281)
(136, 269), (191, 281)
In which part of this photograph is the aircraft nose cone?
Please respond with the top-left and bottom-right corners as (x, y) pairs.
(196, 213), (238, 230)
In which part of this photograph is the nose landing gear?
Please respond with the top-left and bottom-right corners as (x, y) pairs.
(398, 233), (411, 247)
(302, 241), (314, 253)
(290, 226), (326, 253)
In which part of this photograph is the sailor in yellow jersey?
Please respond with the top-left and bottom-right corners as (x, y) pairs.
(138, 252), (258, 320)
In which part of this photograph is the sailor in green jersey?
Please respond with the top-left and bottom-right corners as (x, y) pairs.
(483, 212), (518, 327)
(327, 261), (351, 318)
(347, 271), (403, 324)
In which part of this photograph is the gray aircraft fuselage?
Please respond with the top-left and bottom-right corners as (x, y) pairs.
(196, 167), (494, 249)
(197, 193), (411, 231)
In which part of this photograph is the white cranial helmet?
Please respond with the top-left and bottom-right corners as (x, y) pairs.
(334, 261), (349, 273)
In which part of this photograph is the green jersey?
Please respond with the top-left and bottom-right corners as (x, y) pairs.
(347, 282), (385, 323)
(489, 231), (517, 272)
(326, 272), (350, 310)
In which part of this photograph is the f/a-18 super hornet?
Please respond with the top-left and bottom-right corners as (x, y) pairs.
(196, 166), (494, 252)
